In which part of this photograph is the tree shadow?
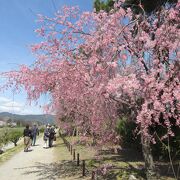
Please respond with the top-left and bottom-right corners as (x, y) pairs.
(102, 166), (146, 180)
(156, 162), (180, 178)
(15, 160), (90, 180)
(99, 161), (179, 180)
(92, 148), (179, 179)
(98, 148), (143, 162)
(52, 143), (64, 147)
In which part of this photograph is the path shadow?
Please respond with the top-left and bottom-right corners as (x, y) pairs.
(16, 160), (90, 180)
(32, 144), (40, 147)
(26, 149), (33, 152)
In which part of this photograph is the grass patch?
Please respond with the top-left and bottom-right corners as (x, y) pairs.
(64, 136), (97, 160)
(61, 135), (178, 179)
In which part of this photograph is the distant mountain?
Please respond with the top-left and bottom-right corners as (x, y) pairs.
(0, 112), (55, 125)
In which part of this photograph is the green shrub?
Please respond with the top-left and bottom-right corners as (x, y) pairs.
(39, 126), (45, 133)
(116, 117), (180, 161)
(0, 128), (23, 148)
(1, 128), (10, 146)
(151, 122), (180, 160)
(0, 128), (10, 152)
(0, 135), (3, 149)
(8, 130), (22, 146)
(116, 117), (141, 151)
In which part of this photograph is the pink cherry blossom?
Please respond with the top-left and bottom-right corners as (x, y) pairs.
(1, 1), (179, 144)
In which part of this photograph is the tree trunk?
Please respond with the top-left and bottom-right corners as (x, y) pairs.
(0, 149), (4, 154)
(13, 141), (17, 146)
(92, 133), (97, 146)
(141, 134), (158, 180)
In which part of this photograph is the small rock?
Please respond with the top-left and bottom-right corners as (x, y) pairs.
(129, 174), (137, 180)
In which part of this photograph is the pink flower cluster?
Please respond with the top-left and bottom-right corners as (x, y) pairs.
(1, 1), (179, 144)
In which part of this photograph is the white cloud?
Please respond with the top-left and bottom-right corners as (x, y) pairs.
(0, 96), (23, 113)
(0, 96), (43, 115)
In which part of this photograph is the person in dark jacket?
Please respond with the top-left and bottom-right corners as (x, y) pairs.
(23, 124), (32, 152)
(31, 124), (39, 146)
(49, 126), (56, 148)
(43, 125), (50, 148)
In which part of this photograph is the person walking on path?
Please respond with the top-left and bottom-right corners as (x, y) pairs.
(31, 124), (39, 146)
(23, 124), (32, 152)
(49, 125), (56, 148)
(43, 125), (50, 148)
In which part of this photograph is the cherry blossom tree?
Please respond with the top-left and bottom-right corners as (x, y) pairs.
(1, 1), (179, 179)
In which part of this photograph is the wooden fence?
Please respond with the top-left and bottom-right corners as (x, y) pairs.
(59, 132), (97, 179)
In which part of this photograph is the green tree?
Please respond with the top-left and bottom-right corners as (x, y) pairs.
(0, 128), (10, 153)
(0, 134), (4, 152)
(94, 0), (178, 14)
(2, 128), (10, 146)
(122, 0), (178, 14)
(94, 0), (115, 12)
(8, 130), (22, 146)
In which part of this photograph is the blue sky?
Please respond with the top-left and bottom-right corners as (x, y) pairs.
(0, 0), (93, 114)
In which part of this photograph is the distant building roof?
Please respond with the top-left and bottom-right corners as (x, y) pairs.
(0, 121), (6, 126)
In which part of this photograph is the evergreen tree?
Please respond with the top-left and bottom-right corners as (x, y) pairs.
(123, 0), (178, 14)
(94, 0), (178, 14)
(94, 0), (115, 12)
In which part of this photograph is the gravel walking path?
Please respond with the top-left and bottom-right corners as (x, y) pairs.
(0, 136), (90, 180)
